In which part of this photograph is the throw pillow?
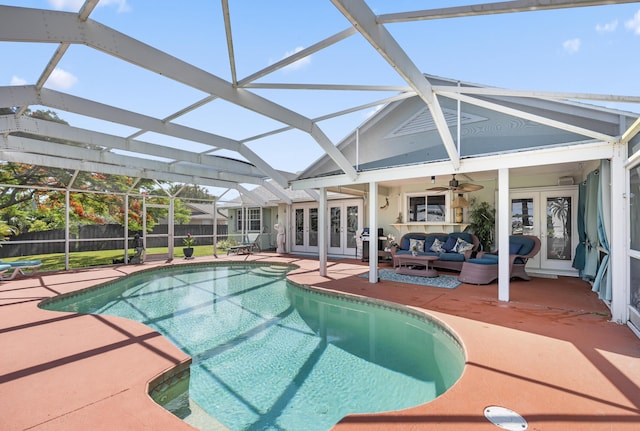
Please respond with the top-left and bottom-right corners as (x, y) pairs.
(443, 236), (458, 252)
(430, 238), (445, 253)
(454, 237), (474, 253)
(409, 238), (425, 252)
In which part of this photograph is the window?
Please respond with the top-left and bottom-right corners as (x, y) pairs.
(406, 193), (448, 222)
(236, 207), (261, 231)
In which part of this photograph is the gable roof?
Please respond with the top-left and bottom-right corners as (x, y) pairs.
(297, 74), (639, 181)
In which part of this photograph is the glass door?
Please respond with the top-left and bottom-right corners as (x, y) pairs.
(292, 206), (318, 253)
(541, 191), (577, 271)
(629, 164), (640, 331)
(509, 187), (578, 276)
(328, 200), (361, 256)
(328, 205), (342, 255)
(510, 193), (541, 270)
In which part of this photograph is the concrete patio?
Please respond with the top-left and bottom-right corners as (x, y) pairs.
(1, 253), (639, 430)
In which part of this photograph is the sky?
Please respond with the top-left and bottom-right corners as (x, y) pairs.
(1, 0), (640, 186)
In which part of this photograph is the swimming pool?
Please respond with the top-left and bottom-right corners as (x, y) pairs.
(41, 263), (465, 431)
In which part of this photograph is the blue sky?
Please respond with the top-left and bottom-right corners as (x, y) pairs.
(2, 0), (640, 176)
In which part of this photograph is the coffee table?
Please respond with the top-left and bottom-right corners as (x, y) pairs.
(395, 254), (439, 278)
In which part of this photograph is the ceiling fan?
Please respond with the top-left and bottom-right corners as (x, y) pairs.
(428, 174), (484, 193)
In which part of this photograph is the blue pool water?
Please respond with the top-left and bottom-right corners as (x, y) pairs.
(42, 263), (465, 431)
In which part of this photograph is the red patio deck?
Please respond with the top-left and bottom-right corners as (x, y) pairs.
(1, 253), (639, 431)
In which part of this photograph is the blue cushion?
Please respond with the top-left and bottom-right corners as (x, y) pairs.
(1, 259), (42, 267)
(396, 250), (438, 257)
(509, 242), (523, 255)
(467, 257), (498, 265)
(443, 236), (457, 252)
(424, 238), (435, 251)
(480, 254), (499, 263)
(510, 235), (534, 255)
(438, 252), (465, 262)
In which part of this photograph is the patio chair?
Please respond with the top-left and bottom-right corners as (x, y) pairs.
(0, 259), (43, 281)
(227, 233), (261, 255)
(458, 235), (541, 284)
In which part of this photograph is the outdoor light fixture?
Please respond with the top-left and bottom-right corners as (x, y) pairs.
(431, 176), (435, 184)
(451, 193), (469, 223)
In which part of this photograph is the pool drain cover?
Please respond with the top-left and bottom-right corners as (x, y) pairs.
(484, 406), (528, 430)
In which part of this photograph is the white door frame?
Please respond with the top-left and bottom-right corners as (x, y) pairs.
(291, 199), (362, 256)
(507, 186), (579, 277)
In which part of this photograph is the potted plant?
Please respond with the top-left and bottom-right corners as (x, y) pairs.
(466, 198), (496, 252)
(183, 233), (195, 259)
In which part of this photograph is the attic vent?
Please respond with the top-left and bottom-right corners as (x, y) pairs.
(386, 107), (487, 138)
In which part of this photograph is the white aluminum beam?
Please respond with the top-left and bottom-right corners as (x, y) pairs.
(331, 0), (460, 169)
(260, 181), (293, 205)
(3, 135), (259, 186)
(622, 117), (640, 144)
(0, 146), (238, 189)
(434, 85), (640, 105)
(236, 184), (269, 206)
(0, 5), (358, 181)
(0, 115), (266, 178)
(239, 91), (416, 144)
(0, 85), (290, 187)
(238, 27), (358, 85)
(378, 0), (640, 23)
(450, 92), (619, 143)
(243, 83), (412, 92)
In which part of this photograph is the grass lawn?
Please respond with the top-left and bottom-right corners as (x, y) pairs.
(1, 245), (224, 271)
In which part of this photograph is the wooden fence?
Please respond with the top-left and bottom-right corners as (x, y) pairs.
(0, 224), (228, 258)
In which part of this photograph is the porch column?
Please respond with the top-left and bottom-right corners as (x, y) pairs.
(287, 204), (292, 253)
(498, 168), (510, 302)
(213, 199), (218, 258)
(369, 181), (379, 283)
(611, 144), (628, 323)
(318, 187), (328, 277)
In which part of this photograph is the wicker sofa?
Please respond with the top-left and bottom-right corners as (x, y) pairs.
(390, 232), (480, 272)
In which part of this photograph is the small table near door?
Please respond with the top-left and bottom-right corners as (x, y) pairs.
(395, 254), (439, 278)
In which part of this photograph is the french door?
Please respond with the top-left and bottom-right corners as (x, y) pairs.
(509, 186), (579, 276)
(629, 163), (640, 332)
(291, 200), (361, 256)
(292, 205), (318, 254)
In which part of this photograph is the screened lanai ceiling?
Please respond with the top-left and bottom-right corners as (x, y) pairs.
(1, 0), (640, 203)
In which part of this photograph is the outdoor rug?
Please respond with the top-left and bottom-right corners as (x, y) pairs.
(360, 269), (461, 289)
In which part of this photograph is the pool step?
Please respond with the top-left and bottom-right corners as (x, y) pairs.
(250, 265), (289, 277)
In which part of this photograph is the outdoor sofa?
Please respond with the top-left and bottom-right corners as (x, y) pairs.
(390, 232), (480, 272)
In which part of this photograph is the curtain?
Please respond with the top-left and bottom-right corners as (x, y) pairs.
(572, 180), (586, 273)
(582, 169), (600, 281)
(593, 160), (612, 300)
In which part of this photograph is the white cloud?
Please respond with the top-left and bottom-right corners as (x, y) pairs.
(281, 47), (311, 72)
(562, 38), (581, 54)
(47, 68), (78, 89)
(48, 0), (130, 13)
(10, 75), (27, 86)
(625, 9), (640, 35)
(595, 20), (618, 33)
